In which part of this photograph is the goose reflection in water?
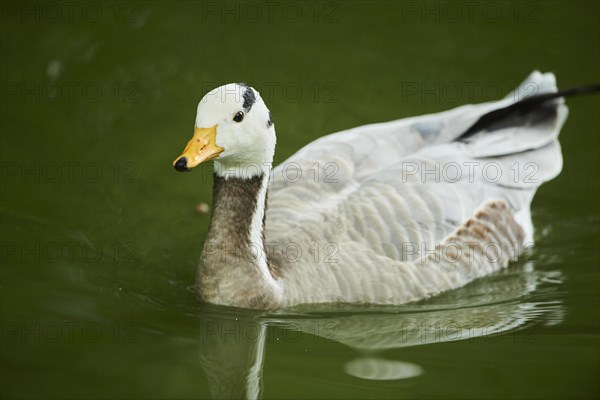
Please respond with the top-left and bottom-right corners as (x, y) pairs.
(197, 262), (564, 399)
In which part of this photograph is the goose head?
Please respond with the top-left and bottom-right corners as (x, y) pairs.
(173, 83), (275, 177)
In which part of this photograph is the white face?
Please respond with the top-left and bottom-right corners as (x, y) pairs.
(196, 83), (275, 172)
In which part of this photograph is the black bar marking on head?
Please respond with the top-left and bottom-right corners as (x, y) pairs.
(267, 111), (274, 128)
(238, 83), (256, 113)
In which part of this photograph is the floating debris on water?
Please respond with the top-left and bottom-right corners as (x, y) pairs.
(196, 203), (210, 214)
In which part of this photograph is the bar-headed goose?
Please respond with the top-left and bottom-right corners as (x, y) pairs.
(173, 71), (598, 310)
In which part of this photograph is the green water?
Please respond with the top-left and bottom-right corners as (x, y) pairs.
(1, 1), (599, 398)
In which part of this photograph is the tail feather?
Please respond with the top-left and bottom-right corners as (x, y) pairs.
(450, 71), (597, 242)
(459, 80), (600, 141)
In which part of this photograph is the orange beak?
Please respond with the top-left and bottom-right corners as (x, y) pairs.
(173, 125), (224, 171)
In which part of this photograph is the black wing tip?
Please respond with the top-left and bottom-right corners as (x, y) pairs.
(458, 83), (600, 141)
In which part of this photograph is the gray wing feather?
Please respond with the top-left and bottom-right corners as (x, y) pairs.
(266, 71), (565, 306)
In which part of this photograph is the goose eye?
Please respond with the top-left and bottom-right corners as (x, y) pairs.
(233, 111), (244, 123)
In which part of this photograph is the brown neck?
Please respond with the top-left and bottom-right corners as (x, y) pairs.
(207, 173), (265, 252)
(197, 172), (281, 308)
